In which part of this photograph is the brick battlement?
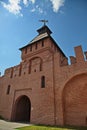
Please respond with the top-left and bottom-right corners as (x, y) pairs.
(70, 45), (87, 65)
(3, 45), (87, 79)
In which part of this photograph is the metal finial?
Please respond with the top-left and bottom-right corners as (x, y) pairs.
(39, 20), (48, 26)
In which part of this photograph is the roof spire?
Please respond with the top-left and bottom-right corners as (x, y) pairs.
(39, 20), (48, 26)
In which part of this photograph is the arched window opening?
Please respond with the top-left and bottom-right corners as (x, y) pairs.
(41, 76), (45, 88)
(7, 85), (11, 95)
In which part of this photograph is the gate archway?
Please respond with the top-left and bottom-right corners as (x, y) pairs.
(14, 95), (31, 122)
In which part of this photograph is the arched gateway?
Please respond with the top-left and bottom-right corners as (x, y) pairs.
(12, 95), (31, 122)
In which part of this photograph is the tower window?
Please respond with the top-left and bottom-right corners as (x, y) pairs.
(42, 40), (44, 47)
(25, 47), (27, 54)
(30, 46), (32, 51)
(28, 64), (31, 74)
(10, 67), (13, 78)
(41, 76), (45, 88)
(7, 85), (11, 95)
(35, 43), (37, 49)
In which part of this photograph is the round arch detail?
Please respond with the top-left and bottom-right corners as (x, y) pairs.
(29, 56), (43, 73)
(62, 73), (87, 126)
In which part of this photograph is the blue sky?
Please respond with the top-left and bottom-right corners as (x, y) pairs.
(0, 0), (87, 75)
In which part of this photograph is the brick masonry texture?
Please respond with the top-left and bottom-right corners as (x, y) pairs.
(0, 25), (87, 126)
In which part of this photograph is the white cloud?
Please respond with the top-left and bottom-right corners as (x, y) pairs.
(36, 5), (43, 14)
(23, 0), (35, 5)
(1, 0), (36, 16)
(1, 0), (65, 16)
(23, 0), (29, 5)
(30, 5), (43, 14)
(50, 0), (65, 12)
(1, 0), (22, 15)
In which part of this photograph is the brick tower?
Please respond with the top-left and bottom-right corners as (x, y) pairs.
(0, 24), (87, 126)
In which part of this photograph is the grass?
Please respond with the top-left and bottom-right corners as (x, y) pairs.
(16, 125), (87, 130)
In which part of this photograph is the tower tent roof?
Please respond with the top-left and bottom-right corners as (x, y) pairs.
(19, 32), (49, 50)
(19, 25), (66, 57)
(19, 25), (51, 50)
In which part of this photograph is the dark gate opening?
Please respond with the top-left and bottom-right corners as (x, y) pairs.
(14, 95), (31, 122)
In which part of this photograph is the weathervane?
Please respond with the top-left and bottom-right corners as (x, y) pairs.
(39, 19), (48, 26)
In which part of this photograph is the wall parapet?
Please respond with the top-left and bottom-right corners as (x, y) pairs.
(69, 45), (86, 65)
(4, 45), (87, 78)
